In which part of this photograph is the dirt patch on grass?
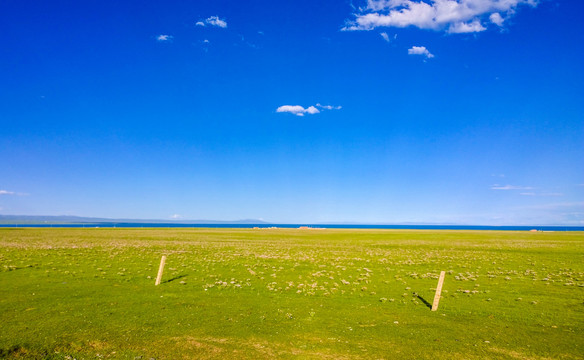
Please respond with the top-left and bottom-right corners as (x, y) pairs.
(171, 336), (226, 358)
(169, 336), (362, 359)
(87, 340), (110, 351)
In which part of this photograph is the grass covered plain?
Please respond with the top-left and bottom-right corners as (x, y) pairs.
(0, 228), (583, 359)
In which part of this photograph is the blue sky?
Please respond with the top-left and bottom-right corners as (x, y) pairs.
(1, 0), (583, 225)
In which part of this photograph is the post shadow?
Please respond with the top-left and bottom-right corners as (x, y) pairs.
(415, 293), (433, 309)
(161, 274), (187, 284)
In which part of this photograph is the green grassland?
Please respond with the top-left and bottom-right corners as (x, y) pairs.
(1, 228), (583, 359)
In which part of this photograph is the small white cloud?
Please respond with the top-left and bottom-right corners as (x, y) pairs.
(0, 190), (28, 196)
(491, 185), (534, 190)
(277, 105), (318, 116)
(203, 39), (210, 43)
(207, 16), (227, 28)
(305, 106), (319, 114)
(197, 16), (227, 28)
(447, 19), (486, 34)
(156, 34), (173, 42)
(277, 103), (342, 116)
(316, 103), (342, 110)
(521, 192), (563, 197)
(171, 214), (183, 219)
(380, 32), (390, 42)
(521, 202), (584, 211)
(408, 46), (434, 58)
(489, 12), (505, 26)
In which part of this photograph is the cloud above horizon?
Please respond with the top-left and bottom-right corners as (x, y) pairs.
(156, 34), (173, 42)
(276, 105), (319, 116)
(342, 0), (538, 33)
(316, 103), (342, 110)
(276, 103), (342, 116)
(489, 12), (505, 26)
(0, 190), (28, 196)
(408, 45), (434, 58)
(490, 184), (534, 190)
(196, 16), (228, 28)
(520, 192), (563, 197)
(521, 202), (584, 210)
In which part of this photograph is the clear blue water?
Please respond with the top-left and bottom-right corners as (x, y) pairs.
(1, 223), (582, 231)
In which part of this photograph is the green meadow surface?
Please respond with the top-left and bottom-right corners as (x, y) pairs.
(0, 228), (583, 359)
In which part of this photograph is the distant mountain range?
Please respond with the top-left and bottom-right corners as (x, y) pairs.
(0, 215), (457, 226)
(1, 215), (577, 228)
(0, 215), (270, 225)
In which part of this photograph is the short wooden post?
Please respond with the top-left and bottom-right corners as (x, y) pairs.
(432, 271), (446, 311)
(155, 255), (166, 286)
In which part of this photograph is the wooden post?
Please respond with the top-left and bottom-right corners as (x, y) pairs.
(155, 255), (166, 286)
(432, 271), (446, 311)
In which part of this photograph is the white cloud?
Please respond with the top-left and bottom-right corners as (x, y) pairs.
(197, 16), (227, 28)
(447, 19), (486, 33)
(491, 184), (534, 190)
(343, 0), (538, 33)
(522, 202), (584, 211)
(156, 34), (173, 42)
(207, 16), (227, 28)
(306, 106), (320, 114)
(521, 192), (563, 197)
(277, 103), (342, 116)
(171, 214), (183, 219)
(277, 105), (319, 116)
(408, 45), (434, 58)
(316, 103), (342, 110)
(0, 190), (28, 196)
(380, 32), (397, 42)
(489, 12), (504, 26)
(305, 106), (320, 114)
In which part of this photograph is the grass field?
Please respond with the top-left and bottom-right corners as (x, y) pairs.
(0, 228), (583, 359)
